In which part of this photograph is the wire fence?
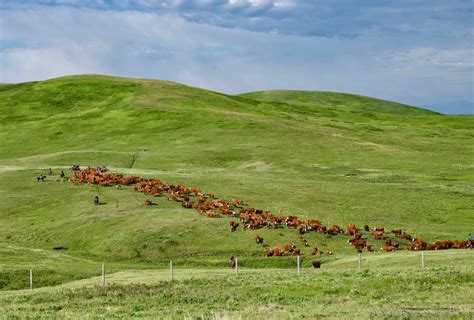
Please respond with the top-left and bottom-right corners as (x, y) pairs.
(18, 249), (462, 291)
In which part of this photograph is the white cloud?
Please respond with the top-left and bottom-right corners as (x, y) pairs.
(0, 47), (105, 83)
(0, 4), (472, 113)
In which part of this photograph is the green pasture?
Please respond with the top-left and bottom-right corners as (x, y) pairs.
(0, 75), (473, 318)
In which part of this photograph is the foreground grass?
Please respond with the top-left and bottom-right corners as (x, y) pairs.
(1, 251), (473, 319)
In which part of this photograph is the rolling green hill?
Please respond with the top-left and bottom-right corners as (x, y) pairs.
(238, 90), (438, 115)
(0, 74), (473, 295)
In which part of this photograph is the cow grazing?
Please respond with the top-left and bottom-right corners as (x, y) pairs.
(346, 224), (358, 236)
(311, 260), (321, 268)
(292, 248), (301, 256)
(232, 198), (243, 207)
(327, 225), (342, 235)
(273, 247), (283, 256)
(254, 234), (263, 244)
(372, 231), (384, 240)
(382, 245), (396, 252)
(264, 247), (274, 257)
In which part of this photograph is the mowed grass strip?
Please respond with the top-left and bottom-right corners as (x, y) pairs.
(1, 250), (473, 319)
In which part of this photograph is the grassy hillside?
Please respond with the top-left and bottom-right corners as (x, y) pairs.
(239, 90), (438, 115)
(0, 75), (473, 295)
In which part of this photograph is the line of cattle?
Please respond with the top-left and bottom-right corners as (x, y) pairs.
(70, 167), (473, 257)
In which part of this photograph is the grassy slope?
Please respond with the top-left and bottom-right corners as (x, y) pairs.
(0, 75), (473, 294)
(238, 90), (438, 115)
(1, 251), (473, 319)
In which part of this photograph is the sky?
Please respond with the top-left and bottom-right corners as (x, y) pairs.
(0, 0), (473, 114)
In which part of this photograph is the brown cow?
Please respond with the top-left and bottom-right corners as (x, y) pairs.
(372, 231), (384, 240)
(346, 224), (357, 236)
(273, 247), (283, 256)
(264, 247), (274, 257)
(363, 244), (373, 252)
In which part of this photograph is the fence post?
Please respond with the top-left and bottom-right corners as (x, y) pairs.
(170, 260), (174, 281)
(421, 251), (425, 269)
(358, 253), (362, 272)
(235, 257), (238, 277)
(102, 263), (106, 287)
(30, 269), (33, 291)
(297, 255), (301, 276)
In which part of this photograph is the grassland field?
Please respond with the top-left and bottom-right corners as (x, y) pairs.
(0, 75), (473, 318)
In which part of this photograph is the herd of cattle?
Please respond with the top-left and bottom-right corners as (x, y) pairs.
(69, 167), (473, 256)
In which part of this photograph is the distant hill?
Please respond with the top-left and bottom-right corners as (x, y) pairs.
(239, 90), (437, 115)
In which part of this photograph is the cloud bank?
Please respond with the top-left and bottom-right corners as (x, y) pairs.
(0, 1), (473, 113)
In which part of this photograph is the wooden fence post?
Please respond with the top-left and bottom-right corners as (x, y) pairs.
(30, 269), (33, 291)
(170, 260), (174, 281)
(358, 253), (362, 272)
(102, 263), (105, 287)
(297, 255), (301, 276)
(235, 257), (238, 277)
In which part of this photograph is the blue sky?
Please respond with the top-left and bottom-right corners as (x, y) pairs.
(0, 0), (473, 114)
